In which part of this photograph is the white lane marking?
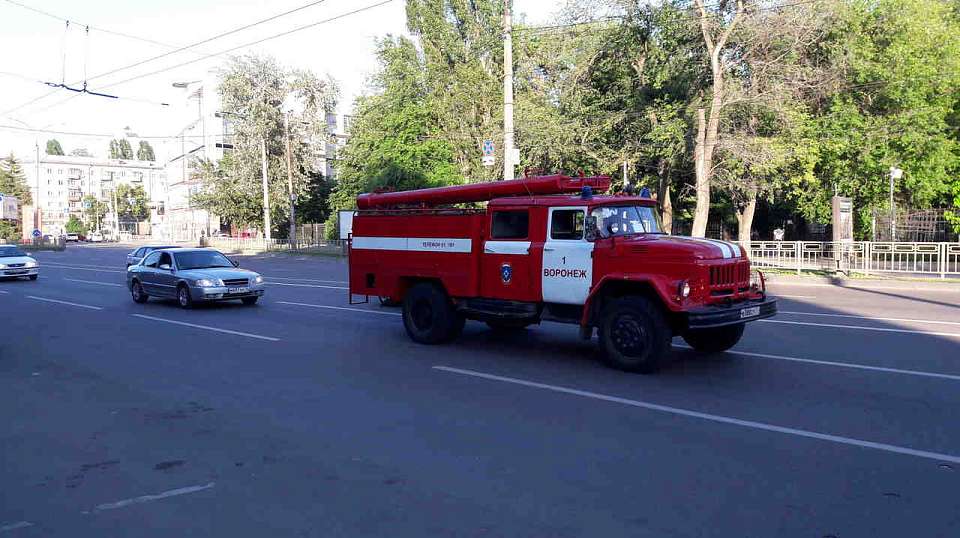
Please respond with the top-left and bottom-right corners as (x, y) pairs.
(265, 282), (348, 290)
(0, 521), (34, 533)
(39, 264), (124, 273)
(263, 276), (347, 284)
(779, 310), (960, 327)
(774, 294), (816, 299)
(673, 343), (960, 382)
(758, 319), (960, 338)
(434, 365), (960, 465)
(276, 301), (401, 316)
(64, 278), (123, 287)
(27, 295), (103, 310)
(93, 482), (215, 512)
(131, 314), (280, 341)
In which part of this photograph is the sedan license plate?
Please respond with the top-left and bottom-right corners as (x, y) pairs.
(740, 306), (761, 319)
(228, 286), (250, 294)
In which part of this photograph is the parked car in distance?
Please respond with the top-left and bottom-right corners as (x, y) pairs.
(88, 232), (104, 243)
(127, 245), (178, 267)
(0, 245), (40, 281)
(126, 248), (265, 308)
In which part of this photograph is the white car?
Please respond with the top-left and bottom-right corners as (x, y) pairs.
(0, 245), (39, 281)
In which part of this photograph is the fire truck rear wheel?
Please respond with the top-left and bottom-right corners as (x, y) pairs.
(681, 323), (745, 353)
(599, 297), (670, 374)
(402, 282), (462, 344)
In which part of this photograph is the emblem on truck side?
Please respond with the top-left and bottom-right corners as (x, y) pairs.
(501, 263), (512, 284)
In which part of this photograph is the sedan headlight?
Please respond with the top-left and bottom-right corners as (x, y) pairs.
(253, 275), (264, 284)
(195, 278), (221, 287)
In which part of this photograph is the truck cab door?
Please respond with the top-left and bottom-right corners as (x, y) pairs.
(480, 209), (537, 301)
(541, 206), (593, 305)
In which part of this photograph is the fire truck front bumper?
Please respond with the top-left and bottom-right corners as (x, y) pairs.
(686, 296), (777, 329)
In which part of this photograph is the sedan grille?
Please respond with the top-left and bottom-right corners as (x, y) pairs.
(222, 278), (249, 287)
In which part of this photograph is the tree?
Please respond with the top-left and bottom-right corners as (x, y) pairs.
(64, 215), (87, 235)
(192, 54), (338, 237)
(45, 139), (64, 156)
(82, 195), (107, 231)
(115, 184), (149, 221)
(109, 139), (134, 159)
(136, 141), (156, 161)
(0, 153), (32, 206)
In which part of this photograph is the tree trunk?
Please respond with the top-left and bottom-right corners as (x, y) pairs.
(691, 108), (709, 237)
(737, 184), (757, 243)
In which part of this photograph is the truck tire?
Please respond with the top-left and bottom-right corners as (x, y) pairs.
(599, 296), (670, 374)
(402, 282), (462, 344)
(682, 323), (745, 353)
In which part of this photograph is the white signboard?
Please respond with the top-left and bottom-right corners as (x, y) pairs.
(0, 195), (19, 220)
(338, 210), (355, 240)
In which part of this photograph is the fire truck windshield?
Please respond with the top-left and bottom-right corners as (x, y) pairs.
(591, 205), (664, 238)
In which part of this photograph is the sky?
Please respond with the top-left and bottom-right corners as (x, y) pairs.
(0, 0), (562, 162)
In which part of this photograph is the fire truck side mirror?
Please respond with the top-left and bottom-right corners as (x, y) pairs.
(585, 216), (599, 242)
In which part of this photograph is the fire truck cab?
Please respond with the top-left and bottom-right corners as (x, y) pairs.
(348, 175), (776, 373)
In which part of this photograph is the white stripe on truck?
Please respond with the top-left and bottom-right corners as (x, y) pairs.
(352, 236), (473, 253)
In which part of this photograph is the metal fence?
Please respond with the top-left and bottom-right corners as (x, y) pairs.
(742, 241), (960, 278)
(201, 236), (347, 254)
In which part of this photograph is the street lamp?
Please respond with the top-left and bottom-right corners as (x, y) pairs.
(889, 166), (902, 241)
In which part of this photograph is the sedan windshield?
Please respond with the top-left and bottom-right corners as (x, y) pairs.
(591, 205), (664, 238)
(0, 246), (27, 258)
(174, 251), (234, 270)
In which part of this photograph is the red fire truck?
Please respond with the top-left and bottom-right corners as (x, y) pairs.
(348, 174), (776, 373)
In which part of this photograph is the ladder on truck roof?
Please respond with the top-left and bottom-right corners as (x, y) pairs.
(356, 174), (611, 210)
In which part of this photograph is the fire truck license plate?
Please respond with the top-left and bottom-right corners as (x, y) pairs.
(740, 306), (760, 319)
(228, 287), (250, 294)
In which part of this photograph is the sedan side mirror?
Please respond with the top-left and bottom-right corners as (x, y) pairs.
(585, 216), (598, 242)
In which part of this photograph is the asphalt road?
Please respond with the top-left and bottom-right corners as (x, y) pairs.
(2, 245), (959, 537)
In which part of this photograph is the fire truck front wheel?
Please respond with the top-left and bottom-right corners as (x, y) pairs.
(599, 297), (670, 374)
(681, 323), (745, 353)
(402, 282), (463, 344)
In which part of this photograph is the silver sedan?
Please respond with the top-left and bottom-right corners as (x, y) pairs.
(126, 248), (265, 308)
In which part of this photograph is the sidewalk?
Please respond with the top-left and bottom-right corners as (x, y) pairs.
(765, 272), (960, 292)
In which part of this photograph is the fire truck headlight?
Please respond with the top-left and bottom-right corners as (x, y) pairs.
(678, 280), (691, 300)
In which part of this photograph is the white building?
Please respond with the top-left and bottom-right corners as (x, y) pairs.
(21, 154), (166, 236)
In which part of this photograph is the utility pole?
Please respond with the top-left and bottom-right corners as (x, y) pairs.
(502, 0), (515, 180)
(260, 138), (271, 240)
(284, 111), (296, 246)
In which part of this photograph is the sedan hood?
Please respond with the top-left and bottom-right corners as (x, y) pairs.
(176, 267), (260, 281)
(0, 255), (38, 266)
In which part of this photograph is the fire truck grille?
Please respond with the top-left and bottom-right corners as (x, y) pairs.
(222, 278), (249, 287)
(709, 261), (750, 296)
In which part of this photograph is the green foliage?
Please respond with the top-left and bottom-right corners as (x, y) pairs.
(0, 153), (32, 206)
(64, 215), (87, 235)
(136, 141), (156, 161)
(82, 195), (107, 229)
(109, 139), (134, 159)
(115, 184), (149, 221)
(0, 221), (17, 241)
(45, 139), (64, 156)
(193, 54), (338, 236)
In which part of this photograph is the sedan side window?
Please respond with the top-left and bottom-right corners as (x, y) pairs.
(142, 251), (161, 268)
